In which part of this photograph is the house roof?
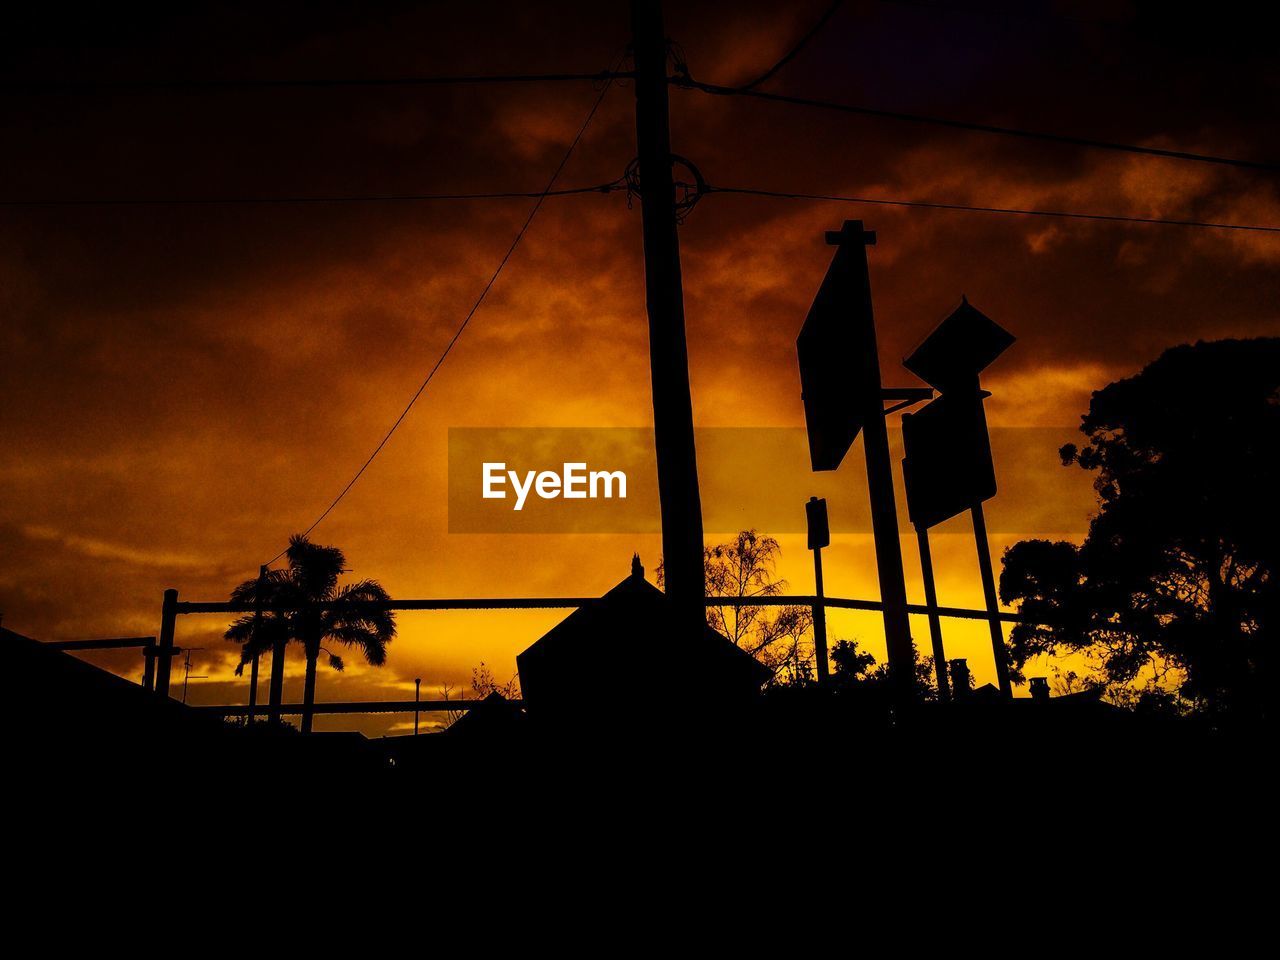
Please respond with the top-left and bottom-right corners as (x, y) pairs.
(443, 691), (526, 737)
(516, 557), (771, 712)
(2, 625), (219, 737)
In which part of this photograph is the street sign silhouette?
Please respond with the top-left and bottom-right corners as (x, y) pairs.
(796, 222), (881, 471)
(901, 296), (1016, 699)
(901, 298), (1013, 528)
(903, 296), (1015, 393)
(902, 391), (997, 529)
(795, 220), (915, 699)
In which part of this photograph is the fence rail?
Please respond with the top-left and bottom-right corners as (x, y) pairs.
(194, 699), (515, 716)
(44, 636), (156, 651)
(96, 588), (1038, 702)
(172, 594), (1025, 624)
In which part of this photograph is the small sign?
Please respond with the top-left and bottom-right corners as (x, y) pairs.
(805, 496), (830, 550)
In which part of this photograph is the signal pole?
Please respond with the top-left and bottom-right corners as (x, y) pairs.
(630, 0), (706, 632)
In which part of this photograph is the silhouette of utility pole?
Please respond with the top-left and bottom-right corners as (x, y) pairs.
(630, 0), (705, 632)
(414, 677), (421, 736)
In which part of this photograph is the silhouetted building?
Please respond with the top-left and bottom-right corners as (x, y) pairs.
(1029, 676), (1051, 702)
(4, 625), (385, 784)
(443, 691), (526, 738)
(2, 625), (216, 744)
(516, 556), (770, 729)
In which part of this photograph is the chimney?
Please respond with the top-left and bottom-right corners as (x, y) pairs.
(949, 659), (970, 698)
(1029, 677), (1050, 702)
(631, 553), (644, 580)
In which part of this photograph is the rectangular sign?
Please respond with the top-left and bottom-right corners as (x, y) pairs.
(901, 394), (997, 529)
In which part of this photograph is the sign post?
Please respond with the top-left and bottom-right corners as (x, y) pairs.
(970, 499), (1011, 697)
(806, 496), (831, 685)
(902, 297), (1015, 699)
(797, 220), (916, 703)
(914, 525), (950, 701)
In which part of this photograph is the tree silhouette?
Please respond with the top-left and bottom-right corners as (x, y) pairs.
(1000, 338), (1279, 721)
(829, 638), (941, 700)
(659, 530), (814, 682)
(227, 570), (291, 724)
(830, 638), (877, 685)
(225, 535), (396, 733)
(471, 661), (521, 700)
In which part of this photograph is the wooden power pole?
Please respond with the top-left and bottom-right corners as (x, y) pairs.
(630, 0), (706, 631)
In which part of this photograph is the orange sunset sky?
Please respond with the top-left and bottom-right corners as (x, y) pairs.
(3, 0), (1279, 734)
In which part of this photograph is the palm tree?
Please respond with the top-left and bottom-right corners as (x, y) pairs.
(227, 566), (290, 725)
(225, 535), (396, 733)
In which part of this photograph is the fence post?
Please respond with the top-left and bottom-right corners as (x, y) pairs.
(155, 588), (178, 699)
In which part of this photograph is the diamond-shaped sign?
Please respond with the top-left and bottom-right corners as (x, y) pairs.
(903, 297), (1014, 394)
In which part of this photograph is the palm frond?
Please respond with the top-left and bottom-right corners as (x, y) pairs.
(328, 580), (397, 639)
(286, 534), (346, 599)
(326, 623), (391, 666)
(224, 615), (256, 643)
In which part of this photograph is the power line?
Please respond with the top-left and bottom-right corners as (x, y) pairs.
(705, 184), (1280, 233)
(1, 182), (626, 208)
(876, 0), (1134, 28)
(265, 62), (623, 565)
(3, 70), (631, 94)
(671, 78), (1280, 173)
(739, 0), (846, 90)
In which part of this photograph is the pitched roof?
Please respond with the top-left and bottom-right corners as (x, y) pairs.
(2, 626), (219, 737)
(516, 560), (770, 715)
